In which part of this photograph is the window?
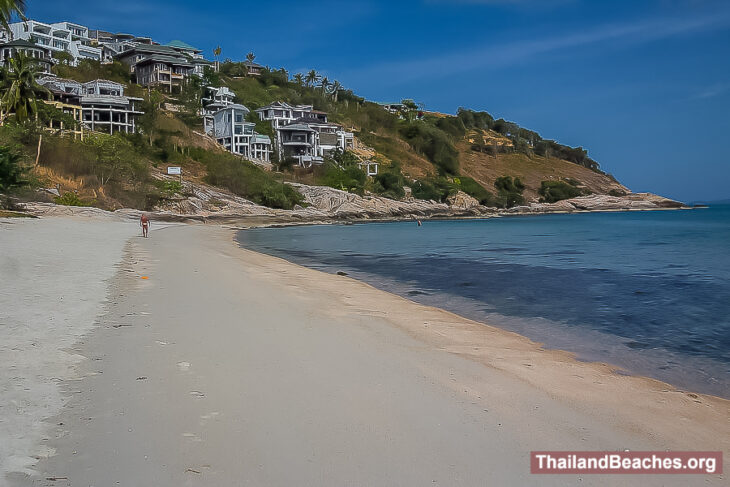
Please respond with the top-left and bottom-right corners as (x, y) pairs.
(235, 114), (243, 123)
(234, 126), (242, 135)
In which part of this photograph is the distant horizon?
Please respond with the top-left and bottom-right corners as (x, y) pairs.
(21, 0), (730, 202)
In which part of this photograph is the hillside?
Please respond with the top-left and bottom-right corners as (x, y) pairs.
(0, 59), (667, 215)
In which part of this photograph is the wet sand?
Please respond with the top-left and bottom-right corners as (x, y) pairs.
(1, 218), (728, 486)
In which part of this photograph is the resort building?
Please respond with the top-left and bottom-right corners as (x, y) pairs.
(4, 20), (101, 65)
(115, 44), (195, 92)
(38, 77), (144, 134)
(256, 101), (354, 165)
(165, 40), (211, 76)
(255, 101), (327, 129)
(277, 123), (321, 166)
(202, 86), (236, 133)
(0, 39), (53, 73)
(206, 104), (271, 163)
(243, 60), (263, 76)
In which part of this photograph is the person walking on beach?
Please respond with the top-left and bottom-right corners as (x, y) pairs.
(140, 213), (150, 238)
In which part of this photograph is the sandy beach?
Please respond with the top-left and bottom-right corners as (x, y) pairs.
(1, 216), (728, 486)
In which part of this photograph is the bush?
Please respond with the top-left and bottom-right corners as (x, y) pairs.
(0, 145), (26, 192)
(411, 177), (457, 202)
(399, 122), (459, 175)
(372, 163), (406, 199)
(455, 176), (495, 206)
(538, 180), (583, 203)
(191, 147), (303, 209)
(54, 192), (91, 206)
(494, 176), (525, 208)
(319, 163), (366, 194)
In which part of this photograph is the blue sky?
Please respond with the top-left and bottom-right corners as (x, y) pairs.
(27, 0), (730, 202)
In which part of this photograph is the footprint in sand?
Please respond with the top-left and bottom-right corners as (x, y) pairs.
(189, 391), (205, 398)
(177, 361), (191, 371)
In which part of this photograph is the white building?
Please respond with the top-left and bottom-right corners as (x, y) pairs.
(38, 77), (143, 134)
(4, 20), (101, 65)
(202, 86), (236, 134)
(255, 101), (354, 166)
(207, 104), (271, 163)
(0, 39), (53, 73)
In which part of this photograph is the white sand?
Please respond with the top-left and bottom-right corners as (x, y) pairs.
(1, 219), (728, 486)
(0, 216), (138, 478)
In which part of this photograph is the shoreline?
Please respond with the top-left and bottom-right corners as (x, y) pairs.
(2, 216), (727, 485)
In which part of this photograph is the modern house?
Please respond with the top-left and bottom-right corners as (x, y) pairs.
(38, 77), (84, 138)
(256, 101), (354, 165)
(38, 77), (143, 134)
(255, 102), (327, 128)
(4, 20), (101, 65)
(166, 40), (211, 76)
(202, 86), (236, 133)
(243, 60), (263, 76)
(0, 39), (53, 73)
(206, 104), (271, 163)
(115, 44), (195, 92)
(277, 123), (320, 166)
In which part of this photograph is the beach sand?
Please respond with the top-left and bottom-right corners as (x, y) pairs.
(1, 217), (728, 486)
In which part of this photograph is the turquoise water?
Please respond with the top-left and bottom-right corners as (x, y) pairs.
(237, 206), (730, 397)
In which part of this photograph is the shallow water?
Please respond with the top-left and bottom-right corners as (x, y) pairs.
(237, 206), (730, 398)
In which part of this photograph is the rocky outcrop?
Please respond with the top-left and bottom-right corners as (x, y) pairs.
(446, 191), (480, 210)
(504, 193), (685, 215)
(289, 183), (482, 219)
(16, 178), (686, 224)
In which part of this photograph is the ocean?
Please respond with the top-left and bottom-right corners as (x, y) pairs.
(237, 206), (730, 398)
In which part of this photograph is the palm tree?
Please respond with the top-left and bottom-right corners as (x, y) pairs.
(305, 69), (318, 87)
(213, 45), (221, 72)
(331, 80), (342, 102)
(0, 0), (26, 36)
(0, 52), (48, 122)
(293, 73), (304, 86)
(245, 51), (256, 63)
(319, 76), (329, 92)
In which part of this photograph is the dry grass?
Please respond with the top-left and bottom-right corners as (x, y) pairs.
(456, 139), (628, 202)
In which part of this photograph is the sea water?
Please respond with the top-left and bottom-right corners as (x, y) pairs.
(237, 206), (730, 397)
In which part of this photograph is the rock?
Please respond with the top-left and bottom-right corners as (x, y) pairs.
(447, 191), (480, 210)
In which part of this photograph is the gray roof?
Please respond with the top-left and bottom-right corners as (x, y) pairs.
(278, 123), (315, 132)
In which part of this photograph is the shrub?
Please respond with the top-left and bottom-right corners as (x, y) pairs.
(191, 147), (303, 209)
(54, 192), (91, 206)
(399, 122), (459, 175)
(455, 176), (495, 206)
(411, 177), (457, 202)
(372, 163), (406, 199)
(494, 176), (525, 208)
(319, 163), (366, 194)
(538, 180), (583, 203)
(0, 145), (26, 192)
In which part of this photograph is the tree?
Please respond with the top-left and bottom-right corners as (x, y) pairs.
(319, 76), (329, 92)
(139, 89), (164, 145)
(245, 51), (256, 63)
(0, 145), (25, 191)
(0, 52), (48, 122)
(213, 45), (221, 72)
(52, 50), (73, 66)
(305, 69), (318, 87)
(0, 0), (25, 35)
(330, 80), (342, 101)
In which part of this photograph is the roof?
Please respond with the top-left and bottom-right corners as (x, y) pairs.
(166, 40), (202, 53)
(278, 123), (315, 132)
(214, 103), (250, 114)
(134, 54), (193, 66)
(1, 39), (49, 50)
(243, 60), (263, 69)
